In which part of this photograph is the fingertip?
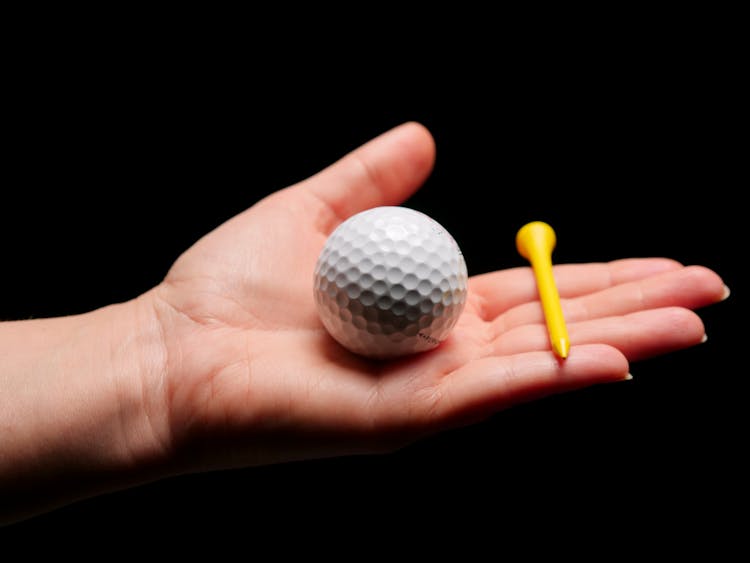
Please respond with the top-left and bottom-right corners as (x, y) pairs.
(400, 121), (436, 154)
(680, 265), (728, 306)
(395, 120), (433, 139)
(303, 121), (437, 225)
(560, 343), (630, 384)
(384, 121), (437, 184)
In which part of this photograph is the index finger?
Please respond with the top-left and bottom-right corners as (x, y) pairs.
(469, 258), (683, 321)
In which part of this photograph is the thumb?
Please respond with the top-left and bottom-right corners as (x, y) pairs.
(297, 122), (436, 227)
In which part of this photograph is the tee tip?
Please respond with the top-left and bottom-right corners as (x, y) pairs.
(553, 338), (569, 360)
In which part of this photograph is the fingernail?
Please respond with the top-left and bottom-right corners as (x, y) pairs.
(721, 285), (731, 301)
(701, 333), (708, 344)
(605, 373), (632, 384)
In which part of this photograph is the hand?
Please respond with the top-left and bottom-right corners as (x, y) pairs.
(1, 122), (728, 523)
(144, 122), (727, 473)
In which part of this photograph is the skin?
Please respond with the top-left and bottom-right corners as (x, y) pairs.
(0, 123), (728, 524)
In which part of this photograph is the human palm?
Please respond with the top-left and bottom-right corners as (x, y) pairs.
(150, 123), (725, 473)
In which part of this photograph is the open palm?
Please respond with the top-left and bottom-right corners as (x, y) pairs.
(150, 123), (725, 473)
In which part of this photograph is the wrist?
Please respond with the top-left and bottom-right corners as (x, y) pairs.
(0, 291), (171, 522)
(100, 291), (174, 475)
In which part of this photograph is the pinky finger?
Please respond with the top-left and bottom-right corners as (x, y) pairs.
(433, 344), (630, 428)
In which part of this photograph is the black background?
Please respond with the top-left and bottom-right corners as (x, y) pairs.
(2, 17), (744, 544)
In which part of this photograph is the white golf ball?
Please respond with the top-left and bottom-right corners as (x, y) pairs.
(313, 206), (468, 358)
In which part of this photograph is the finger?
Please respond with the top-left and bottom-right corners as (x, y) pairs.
(491, 265), (726, 337)
(470, 258), (683, 321)
(299, 122), (436, 230)
(489, 307), (706, 361)
(430, 344), (628, 426)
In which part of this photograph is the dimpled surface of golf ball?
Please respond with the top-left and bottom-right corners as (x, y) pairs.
(313, 206), (468, 358)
